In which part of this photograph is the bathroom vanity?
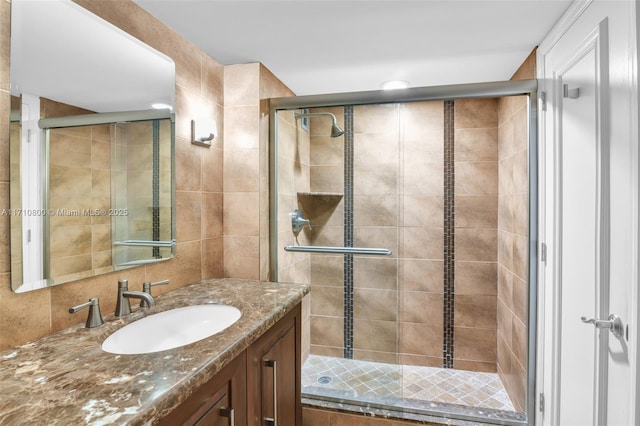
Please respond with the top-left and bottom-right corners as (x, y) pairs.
(160, 302), (301, 425)
(0, 279), (308, 425)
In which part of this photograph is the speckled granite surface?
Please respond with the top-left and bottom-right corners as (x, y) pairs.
(0, 278), (309, 425)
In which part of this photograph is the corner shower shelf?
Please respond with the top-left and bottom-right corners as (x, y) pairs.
(296, 192), (343, 221)
(296, 192), (343, 205)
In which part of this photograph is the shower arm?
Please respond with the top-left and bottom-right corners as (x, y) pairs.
(293, 112), (340, 127)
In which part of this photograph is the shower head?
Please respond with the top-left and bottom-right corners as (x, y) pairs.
(330, 123), (345, 138)
(294, 111), (345, 138)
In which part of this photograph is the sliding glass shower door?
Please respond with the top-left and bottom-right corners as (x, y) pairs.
(271, 81), (535, 425)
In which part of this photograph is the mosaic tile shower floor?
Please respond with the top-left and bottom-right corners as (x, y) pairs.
(302, 355), (515, 413)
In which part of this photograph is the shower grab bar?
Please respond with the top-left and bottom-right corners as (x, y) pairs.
(284, 245), (392, 256)
(113, 240), (175, 247)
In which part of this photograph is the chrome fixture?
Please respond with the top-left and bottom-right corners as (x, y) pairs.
(563, 83), (580, 99)
(294, 111), (345, 138)
(284, 245), (392, 256)
(291, 209), (311, 233)
(140, 279), (169, 307)
(69, 297), (104, 328)
(115, 279), (155, 317)
(191, 118), (216, 147)
(581, 314), (624, 338)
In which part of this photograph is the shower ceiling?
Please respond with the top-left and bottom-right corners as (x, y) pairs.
(134, 0), (572, 95)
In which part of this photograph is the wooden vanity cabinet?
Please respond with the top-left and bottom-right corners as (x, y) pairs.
(159, 304), (301, 426)
(246, 305), (301, 426)
(158, 352), (247, 426)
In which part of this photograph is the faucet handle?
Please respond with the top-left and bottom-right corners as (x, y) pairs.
(141, 279), (169, 307)
(115, 279), (132, 317)
(69, 297), (104, 328)
(118, 279), (129, 290)
(291, 209), (312, 233)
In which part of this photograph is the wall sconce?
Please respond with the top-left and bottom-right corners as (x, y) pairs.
(191, 119), (216, 147)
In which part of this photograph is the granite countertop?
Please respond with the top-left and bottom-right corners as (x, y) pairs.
(0, 278), (309, 425)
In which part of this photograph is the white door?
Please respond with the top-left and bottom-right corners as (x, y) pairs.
(538, 0), (638, 425)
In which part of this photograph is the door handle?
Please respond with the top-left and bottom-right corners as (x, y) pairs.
(580, 314), (624, 338)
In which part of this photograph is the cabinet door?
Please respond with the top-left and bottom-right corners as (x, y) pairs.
(159, 352), (247, 426)
(261, 323), (296, 426)
(247, 305), (301, 426)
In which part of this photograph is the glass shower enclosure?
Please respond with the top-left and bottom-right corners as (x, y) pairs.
(269, 80), (538, 425)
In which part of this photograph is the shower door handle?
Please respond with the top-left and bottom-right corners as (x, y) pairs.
(581, 314), (624, 338)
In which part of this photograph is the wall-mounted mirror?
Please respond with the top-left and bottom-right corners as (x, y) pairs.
(9, 0), (176, 293)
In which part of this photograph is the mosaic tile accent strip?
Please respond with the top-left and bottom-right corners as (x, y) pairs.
(343, 106), (354, 359)
(443, 100), (455, 368)
(302, 355), (516, 414)
(152, 119), (161, 258)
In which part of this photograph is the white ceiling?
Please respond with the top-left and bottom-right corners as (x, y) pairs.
(134, 0), (573, 96)
(10, 0), (175, 113)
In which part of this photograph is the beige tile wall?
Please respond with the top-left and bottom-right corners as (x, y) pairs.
(306, 102), (449, 366)
(304, 107), (346, 358)
(0, 0), (224, 350)
(304, 99), (506, 373)
(40, 99), (112, 283)
(273, 105), (313, 364)
(453, 98), (499, 372)
(398, 101), (445, 367)
(275, 109), (311, 284)
(223, 63), (294, 281)
(496, 50), (535, 412)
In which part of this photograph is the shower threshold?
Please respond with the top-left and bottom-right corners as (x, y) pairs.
(302, 355), (527, 425)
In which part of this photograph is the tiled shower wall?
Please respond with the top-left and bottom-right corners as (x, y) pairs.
(275, 109), (311, 285)
(496, 50), (535, 412)
(43, 99), (114, 284)
(453, 98), (499, 372)
(113, 119), (173, 264)
(307, 100), (501, 372)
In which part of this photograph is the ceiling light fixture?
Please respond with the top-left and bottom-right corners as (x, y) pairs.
(151, 102), (172, 110)
(380, 80), (410, 90)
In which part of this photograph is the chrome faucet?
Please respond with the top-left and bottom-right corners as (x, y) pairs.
(115, 279), (155, 317)
(291, 209), (312, 233)
(69, 297), (104, 328)
(140, 279), (169, 307)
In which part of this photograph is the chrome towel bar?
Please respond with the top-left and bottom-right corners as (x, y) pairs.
(284, 245), (392, 256)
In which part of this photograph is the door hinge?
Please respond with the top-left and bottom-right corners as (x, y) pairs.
(27, 128), (31, 143)
(540, 91), (547, 112)
(541, 242), (547, 263)
(539, 392), (545, 412)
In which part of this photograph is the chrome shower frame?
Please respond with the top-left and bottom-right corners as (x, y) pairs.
(269, 79), (539, 426)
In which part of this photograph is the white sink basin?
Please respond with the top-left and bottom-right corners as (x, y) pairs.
(102, 305), (242, 355)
